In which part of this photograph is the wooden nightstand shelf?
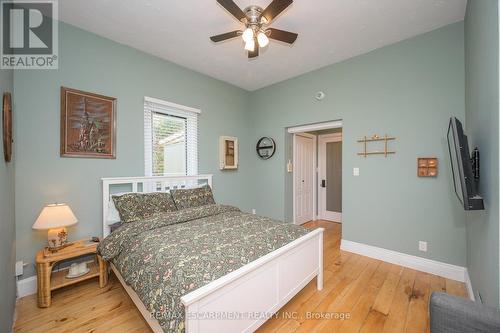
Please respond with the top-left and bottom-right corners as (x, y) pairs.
(35, 239), (108, 308)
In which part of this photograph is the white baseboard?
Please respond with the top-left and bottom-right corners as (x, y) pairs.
(19, 242), (475, 302)
(320, 211), (342, 223)
(17, 276), (37, 299)
(11, 305), (17, 333)
(464, 269), (475, 301)
(340, 239), (467, 283)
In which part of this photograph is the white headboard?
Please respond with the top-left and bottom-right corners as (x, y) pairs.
(101, 174), (213, 238)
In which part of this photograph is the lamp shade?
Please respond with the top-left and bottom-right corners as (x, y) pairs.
(32, 204), (78, 230)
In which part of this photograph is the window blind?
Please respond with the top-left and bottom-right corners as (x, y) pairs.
(144, 97), (199, 176)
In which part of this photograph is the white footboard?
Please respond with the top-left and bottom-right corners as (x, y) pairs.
(181, 228), (324, 333)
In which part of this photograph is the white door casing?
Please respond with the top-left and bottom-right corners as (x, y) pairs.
(318, 133), (342, 222)
(293, 133), (315, 225)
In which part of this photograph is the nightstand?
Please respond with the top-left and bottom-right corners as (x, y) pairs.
(35, 239), (108, 308)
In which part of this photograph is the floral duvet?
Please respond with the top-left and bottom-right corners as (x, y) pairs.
(98, 204), (309, 332)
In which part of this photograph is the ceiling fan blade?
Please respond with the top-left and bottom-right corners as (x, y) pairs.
(210, 31), (241, 42)
(261, 0), (293, 23)
(216, 0), (246, 21)
(248, 37), (259, 58)
(267, 28), (298, 44)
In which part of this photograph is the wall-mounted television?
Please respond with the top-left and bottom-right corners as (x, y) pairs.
(447, 117), (484, 210)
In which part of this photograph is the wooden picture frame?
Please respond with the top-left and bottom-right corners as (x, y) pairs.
(219, 136), (238, 170)
(3, 92), (12, 162)
(60, 87), (116, 159)
(417, 157), (438, 177)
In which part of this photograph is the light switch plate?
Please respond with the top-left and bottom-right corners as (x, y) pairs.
(353, 167), (360, 176)
(15, 261), (23, 276)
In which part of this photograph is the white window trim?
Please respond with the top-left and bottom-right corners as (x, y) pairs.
(144, 96), (201, 114)
(144, 96), (200, 177)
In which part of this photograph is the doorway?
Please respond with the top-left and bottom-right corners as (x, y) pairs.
(289, 121), (342, 225)
(318, 133), (342, 222)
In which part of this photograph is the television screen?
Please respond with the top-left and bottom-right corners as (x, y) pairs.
(447, 124), (464, 205)
(447, 117), (484, 210)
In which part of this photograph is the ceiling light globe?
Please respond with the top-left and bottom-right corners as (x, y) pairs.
(257, 32), (269, 47)
(242, 28), (254, 43)
(244, 39), (255, 52)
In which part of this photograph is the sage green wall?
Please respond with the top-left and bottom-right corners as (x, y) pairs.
(13, 22), (253, 278)
(464, 0), (499, 306)
(250, 22), (467, 266)
(13, 20), (470, 281)
(0, 68), (15, 333)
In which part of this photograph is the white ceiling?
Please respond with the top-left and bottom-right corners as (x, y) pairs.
(59, 0), (467, 91)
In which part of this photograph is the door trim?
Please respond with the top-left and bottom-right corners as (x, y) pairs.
(318, 133), (342, 222)
(288, 120), (343, 134)
(292, 133), (317, 225)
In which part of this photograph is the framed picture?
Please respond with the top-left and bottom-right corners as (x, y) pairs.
(219, 136), (238, 170)
(60, 87), (116, 158)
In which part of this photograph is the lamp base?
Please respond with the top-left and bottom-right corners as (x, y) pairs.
(47, 227), (68, 250)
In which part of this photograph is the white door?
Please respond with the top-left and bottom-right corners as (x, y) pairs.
(294, 134), (314, 225)
(318, 133), (342, 222)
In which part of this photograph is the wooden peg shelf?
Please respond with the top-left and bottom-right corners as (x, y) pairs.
(357, 134), (396, 157)
(357, 151), (396, 156)
(357, 136), (396, 143)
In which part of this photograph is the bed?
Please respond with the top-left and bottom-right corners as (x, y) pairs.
(101, 175), (324, 333)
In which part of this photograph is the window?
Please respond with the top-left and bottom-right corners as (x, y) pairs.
(144, 97), (199, 176)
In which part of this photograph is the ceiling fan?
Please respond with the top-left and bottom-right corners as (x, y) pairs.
(210, 0), (298, 58)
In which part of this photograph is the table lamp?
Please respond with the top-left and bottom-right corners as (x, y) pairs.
(33, 203), (78, 250)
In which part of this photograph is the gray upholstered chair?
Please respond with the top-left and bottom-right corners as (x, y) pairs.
(430, 292), (500, 332)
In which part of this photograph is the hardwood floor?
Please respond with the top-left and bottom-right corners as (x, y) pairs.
(14, 220), (467, 333)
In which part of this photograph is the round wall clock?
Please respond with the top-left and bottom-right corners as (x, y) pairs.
(256, 137), (276, 160)
(3, 92), (12, 162)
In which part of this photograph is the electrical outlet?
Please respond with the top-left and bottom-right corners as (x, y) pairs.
(252, 209), (256, 215)
(353, 167), (360, 176)
(418, 241), (427, 252)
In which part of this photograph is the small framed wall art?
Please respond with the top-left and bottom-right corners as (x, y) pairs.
(219, 136), (238, 170)
(60, 87), (116, 159)
(417, 157), (438, 177)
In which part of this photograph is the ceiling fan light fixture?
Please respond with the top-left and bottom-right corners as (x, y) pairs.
(242, 27), (254, 43)
(257, 31), (269, 47)
(244, 38), (255, 52)
(211, 0), (298, 58)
